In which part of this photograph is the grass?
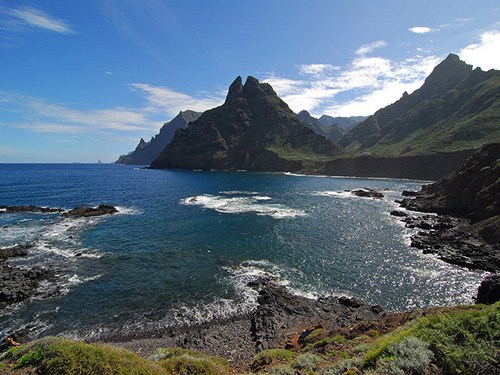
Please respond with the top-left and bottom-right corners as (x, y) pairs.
(3, 337), (229, 375)
(2, 303), (499, 374)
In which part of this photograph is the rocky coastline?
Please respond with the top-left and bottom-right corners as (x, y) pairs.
(0, 204), (119, 311)
(392, 143), (499, 273)
(109, 277), (383, 369)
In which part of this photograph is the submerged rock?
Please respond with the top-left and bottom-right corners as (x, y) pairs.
(0, 205), (63, 214)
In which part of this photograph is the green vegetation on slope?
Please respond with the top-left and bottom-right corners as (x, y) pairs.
(2, 304), (498, 374)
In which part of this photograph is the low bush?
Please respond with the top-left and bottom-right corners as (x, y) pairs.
(5, 337), (164, 374)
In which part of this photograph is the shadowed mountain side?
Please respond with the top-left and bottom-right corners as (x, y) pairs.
(117, 110), (202, 165)
(320, 149), (475, 180)
(150, 76), (342, 171)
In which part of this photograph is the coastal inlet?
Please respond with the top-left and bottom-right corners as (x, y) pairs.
(0, 163), (488, 342)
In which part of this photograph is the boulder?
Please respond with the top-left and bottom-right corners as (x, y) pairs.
(476, 274), (500, 304)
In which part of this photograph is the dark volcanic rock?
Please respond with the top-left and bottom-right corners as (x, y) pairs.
(63, 204), (118, 218)
(397, 143), (500, 272)
(110, 278), (383, 367)
(0, 205), (63, 214)
(0, 263), (51, 309)
(0, 244), (31, 259)
(151, 76), (342, 172)
(351, 188), (384, 199)
(476, 274), (500, 304)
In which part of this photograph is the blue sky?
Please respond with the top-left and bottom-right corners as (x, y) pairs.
(1, 0), (499, 163)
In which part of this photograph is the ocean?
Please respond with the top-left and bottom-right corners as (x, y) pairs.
(0, 163), (487, 340)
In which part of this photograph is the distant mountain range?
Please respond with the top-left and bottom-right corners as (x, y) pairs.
(117, 54), (499, 179)
(340, 53), (500, 157)
(116, 110), (202, 165)
(150, 76), (342, 170)
(297, 110), (365, 142)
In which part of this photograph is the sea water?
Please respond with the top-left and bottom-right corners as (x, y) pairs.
(0, 164), (487, 340)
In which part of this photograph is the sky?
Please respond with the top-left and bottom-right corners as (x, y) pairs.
(1, 1), (499, 163)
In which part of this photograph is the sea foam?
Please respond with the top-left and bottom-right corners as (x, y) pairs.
(181, 193), (305, 219)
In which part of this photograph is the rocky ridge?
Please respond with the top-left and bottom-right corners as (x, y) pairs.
(150, 76), (342, 171)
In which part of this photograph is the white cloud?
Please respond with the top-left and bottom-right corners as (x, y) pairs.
(130, 83), (224, 116)
(299, 64), (339, 77)
(3, 6), (74, 34)
(409, 26), (435, 34)
(0, 145), (22, 156)
(459, 30), (500, 70)
(264, 52), (440, 117)
(355, 40), (388, 56)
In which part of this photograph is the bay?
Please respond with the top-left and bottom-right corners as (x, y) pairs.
(0, 164), (486, 340)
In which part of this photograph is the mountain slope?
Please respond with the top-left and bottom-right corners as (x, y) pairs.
(339, 54), (500, 156)
(318, 114), (366, 133)
(151, 76), (342, 171)
(297, 110), (346, 142)
(116, 110), (202, 165)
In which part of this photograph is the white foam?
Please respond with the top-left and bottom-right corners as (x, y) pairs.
(0, 208), (7, 212)
(181, 194), (305, 219)
(311, 190), (351, 198)
(219, 190), (260, 195)
(115, 206), (143, 215)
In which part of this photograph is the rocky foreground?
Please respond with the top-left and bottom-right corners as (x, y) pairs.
(111, 278), (383, 369)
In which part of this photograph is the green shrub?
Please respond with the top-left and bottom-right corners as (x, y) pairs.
(254, 348), (295, 366)
(150, 347), (230, 375)
(371, 336), (433, 375)
(319, 358), (361, 374)
(269, 363), (295, 374)
(294, 352), (322, 372)
(6, 337), (165, 374)
(364, 303), (500, 374)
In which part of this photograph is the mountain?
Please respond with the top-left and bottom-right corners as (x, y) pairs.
(339, 54), (500, 156)
(116, 110), (202, 165)
(150, 76), (342, 171)
(297, 110), (346, 142)
(318, 115), (366, 133)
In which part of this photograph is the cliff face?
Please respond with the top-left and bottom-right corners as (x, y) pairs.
(340, 54), (500, 156)
(402, 142), (500, 246)
(151, 76), (342, 171)
(116, 110), (202, 165)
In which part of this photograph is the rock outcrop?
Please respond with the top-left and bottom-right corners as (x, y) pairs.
(398, 143), (499, 271)
(62, 205), (118, 218)
(150, 76), (342, 171)
(0, 244), (51, 309)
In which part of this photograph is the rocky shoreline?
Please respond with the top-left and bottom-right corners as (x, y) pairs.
(0, 244), (52, 309)
(0, 204), (119, 311)
(109, 277), (383, 369)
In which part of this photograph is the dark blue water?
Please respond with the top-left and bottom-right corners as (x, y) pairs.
(0, 164), (487, 340)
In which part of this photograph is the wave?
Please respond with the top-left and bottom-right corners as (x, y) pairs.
(180, 194), (305, 219)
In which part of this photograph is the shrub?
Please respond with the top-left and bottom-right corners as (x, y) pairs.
(6, 337), (165, 374)
(270, 363), (295, 374)
(254, 348), (295, 366)
(319, 358), (362, 374)
(294, 352), (322, 372)
(150, 347), (230, 375)
(364, 303), (500, 374)
(372, 336), (433, 375)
